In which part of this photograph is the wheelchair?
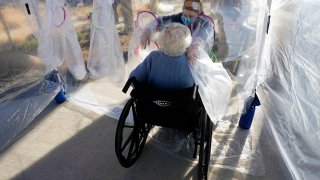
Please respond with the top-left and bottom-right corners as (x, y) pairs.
(115, 77), (213, 180)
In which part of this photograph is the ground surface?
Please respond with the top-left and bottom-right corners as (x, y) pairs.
(0, 98), (292, 180)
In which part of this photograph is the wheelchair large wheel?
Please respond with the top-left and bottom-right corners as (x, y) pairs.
(115, 98), (151, 168)
(198, 111), (213, 180)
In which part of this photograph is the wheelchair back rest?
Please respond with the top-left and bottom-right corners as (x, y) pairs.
(128, 79), (202, 131)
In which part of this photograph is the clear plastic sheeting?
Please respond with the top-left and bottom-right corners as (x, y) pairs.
(0, 79), (60, 152)
(20, 0), (41, 39)
(127, 11), (159, 75)
(148, 121), (265, 176)
(67, 76), (130, 119)
(0, 0), (45, 104)
(87, 0), (125, 81)
(187, 15), (232, 124)
(190, 61), (232, 124)
(38, 0), (87, 80)
(210, 0), (269, 120)
(55, 0), (128, 119)
(257, 0), (320, 179)
(0, 0), (60, 152)
(0, 53), (45, 103)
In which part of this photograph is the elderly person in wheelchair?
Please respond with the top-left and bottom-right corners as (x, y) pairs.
(115, 22), (213, 180)
(130, 22), (194, 90)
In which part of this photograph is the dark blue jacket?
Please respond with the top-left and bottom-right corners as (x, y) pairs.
(130, 51), (195, 90)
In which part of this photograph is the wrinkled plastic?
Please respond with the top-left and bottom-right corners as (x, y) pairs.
(0, 53), (45, 103)
(0, 0), (45, 102)
(66, 75), (130, 119)
(127, 11), (159, 75)
(187, 15), (232, 124)
(257, 0), (320, 179)
(0, 79), (61, 152)
(20, 0), (41, 39)
(52, 0), (129, 119)
(147, 121), (265, 176)
(210, 0), (270, 121)
(38, 0), (87, 80)
(0, 0), (61, 152)
(87, 0), (125, 81)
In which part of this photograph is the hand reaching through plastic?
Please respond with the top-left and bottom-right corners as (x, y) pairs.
(187, 48), (198, 65)
(187, 40), (205, 65)
(140, 28), (152, 49)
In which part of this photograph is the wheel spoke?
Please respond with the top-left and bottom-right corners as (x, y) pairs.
(127, 132), (138, 159)
(121, 131), (134, 151)
(127, 147), (138, 160)
(137, 132), (144, 145)
(124, 125), (134, 128)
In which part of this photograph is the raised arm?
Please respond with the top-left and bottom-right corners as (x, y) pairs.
(188, 16), (215, 62)
(140, 13), (182, 49)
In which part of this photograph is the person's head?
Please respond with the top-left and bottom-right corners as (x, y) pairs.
(157, 23), (192, 57)
(181, 0), (203, 25)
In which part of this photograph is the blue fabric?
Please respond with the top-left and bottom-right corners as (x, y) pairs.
(181, 15), (193, 26)
(130, 51), (195, 90)
(239, 93), (261, 129)
(157, 13), (184, 30)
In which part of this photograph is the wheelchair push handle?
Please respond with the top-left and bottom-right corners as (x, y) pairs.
(122, 77), (137, 93)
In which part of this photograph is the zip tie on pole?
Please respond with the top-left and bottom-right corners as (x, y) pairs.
(25, 3), (31, 15)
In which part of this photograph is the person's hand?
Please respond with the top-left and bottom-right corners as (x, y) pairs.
(187, 47), (198, 65)
(140, 28), (152, 49)
(187, 41), (203, 65)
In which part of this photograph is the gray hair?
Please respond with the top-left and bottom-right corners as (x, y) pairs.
(157, 23), (192, 57)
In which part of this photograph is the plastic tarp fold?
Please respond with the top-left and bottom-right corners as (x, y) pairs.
(187, 15), (232, 124)
(0, 0), (60, 152)
(62, 0), (128, 118)
(38, 0), (87, 80)
(87, 0), (125, 81)
(210, 0), (270, 121)
(257, 0), (320, 179)
(0, 78), (60, 152)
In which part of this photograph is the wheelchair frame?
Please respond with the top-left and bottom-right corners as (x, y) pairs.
(115, 77), (213, 180)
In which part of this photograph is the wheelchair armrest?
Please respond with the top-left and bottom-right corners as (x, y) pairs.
(122, 77), (137, 93)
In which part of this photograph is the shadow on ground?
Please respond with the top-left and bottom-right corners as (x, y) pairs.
(12, 106), (196, 180)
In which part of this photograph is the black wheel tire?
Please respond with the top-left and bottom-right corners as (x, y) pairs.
(198, 110), (212, 180)
(203, 118), (213, 179)
(115, 98), (150, 168)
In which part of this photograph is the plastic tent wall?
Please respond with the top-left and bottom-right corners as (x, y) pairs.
(1, 0), (320, 179)
(257, 0), (320, 179)
(0, 0), (61, 152)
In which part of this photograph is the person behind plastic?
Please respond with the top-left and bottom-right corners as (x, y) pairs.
(113, 0), (133, 35)
(140, 0), (215, 61)
(130, 23), (194, 90)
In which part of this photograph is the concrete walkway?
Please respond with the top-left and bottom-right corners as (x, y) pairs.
(0, 99), (291, 180)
